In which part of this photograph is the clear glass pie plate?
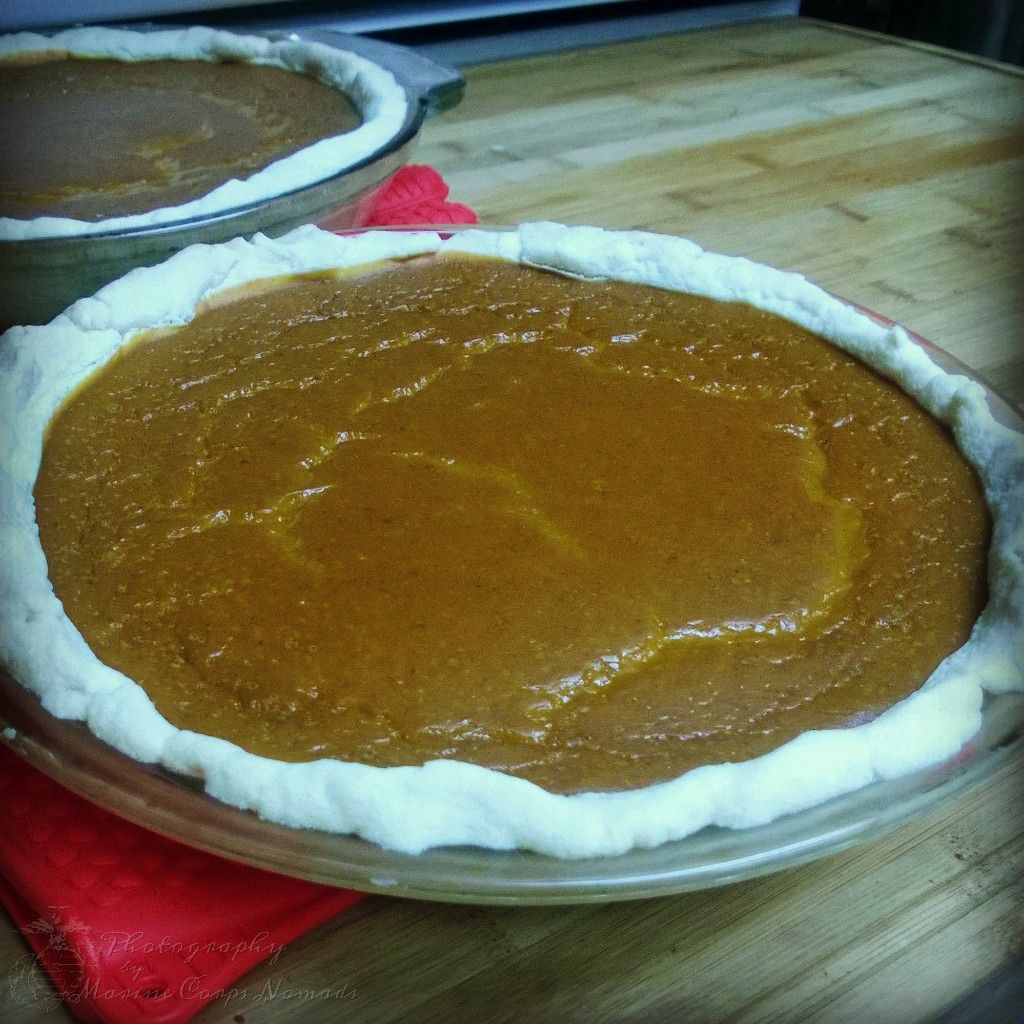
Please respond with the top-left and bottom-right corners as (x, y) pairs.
(0, 29), (465, 327)
(1, 229), (1021, 904)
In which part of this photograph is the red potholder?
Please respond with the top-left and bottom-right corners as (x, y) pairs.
(0, 748), (364, 1024)
(353, 163), (478, 226)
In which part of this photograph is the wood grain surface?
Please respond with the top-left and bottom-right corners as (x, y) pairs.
(2, 16), (1022, 1024)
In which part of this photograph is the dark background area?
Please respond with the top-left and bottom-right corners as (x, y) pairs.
(800, 0), (1024, 65)
(4, 2), (1023, 68)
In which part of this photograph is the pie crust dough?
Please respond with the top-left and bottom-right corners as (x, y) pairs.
(0, 26), (408, 241)
(1, 223), (1021, 857)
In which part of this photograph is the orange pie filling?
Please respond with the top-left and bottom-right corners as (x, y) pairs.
(34, 255), (990, 793)
(0, 56), (362, 221)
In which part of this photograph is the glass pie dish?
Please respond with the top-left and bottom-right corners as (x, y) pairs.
(0, 29), (465, 327)
(0, 253), (1020, 904)
(1, 673), (1020, 907)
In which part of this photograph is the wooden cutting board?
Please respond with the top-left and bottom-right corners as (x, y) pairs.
(1, 16), (1021, 1024)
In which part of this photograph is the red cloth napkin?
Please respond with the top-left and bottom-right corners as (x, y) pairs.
(0, 164), (476, 1024)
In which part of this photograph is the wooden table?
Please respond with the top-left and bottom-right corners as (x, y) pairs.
(2, 16), (1022, 1024)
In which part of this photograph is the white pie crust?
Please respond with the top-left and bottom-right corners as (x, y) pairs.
(1, 223), (1022, 858)
(0, 26), (409, 241)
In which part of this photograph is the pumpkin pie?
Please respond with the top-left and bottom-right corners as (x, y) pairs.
(0, 27), (408, 240)
(2, 224), (1021, 857)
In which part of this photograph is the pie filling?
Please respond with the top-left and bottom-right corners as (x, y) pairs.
(34, 255), (990, 793)
(0, 57), (362, 221)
